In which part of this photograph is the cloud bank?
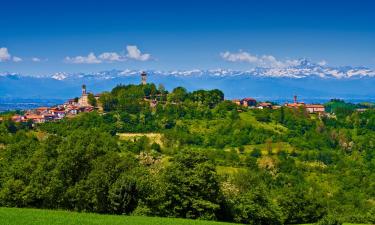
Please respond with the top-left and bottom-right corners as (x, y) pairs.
(65, 53), (101, 64)
(221, 50), (309, 68)
(0, 47), (45, 63)
(65, 45), (151, 64)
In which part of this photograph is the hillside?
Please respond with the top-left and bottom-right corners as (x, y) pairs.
(0, 84), (374, 225)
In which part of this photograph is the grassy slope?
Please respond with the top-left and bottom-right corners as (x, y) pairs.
(0, 208), (369, 225)
(239, 111), (287, 134)
(117, 133), (164, 146)
(0, 207), (236, 225)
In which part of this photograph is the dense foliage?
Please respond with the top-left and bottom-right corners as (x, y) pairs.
(0, 84), (374, 224)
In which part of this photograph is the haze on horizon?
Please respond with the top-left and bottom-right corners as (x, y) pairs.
(1, 0), (375, 76)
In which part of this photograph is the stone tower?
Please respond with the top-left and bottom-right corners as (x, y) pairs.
(78, 84), (89, 106)
(82, 84), (87, 95)
(141, 71), (147, 85)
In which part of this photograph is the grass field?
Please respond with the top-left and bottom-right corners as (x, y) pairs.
(0, 207), (236, 225)
(0, 207), (370, 225)
(117, 133), (164, 146)
(239, 111), (288, 134)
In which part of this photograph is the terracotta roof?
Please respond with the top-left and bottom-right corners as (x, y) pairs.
(285, 102), (305, 107)
(25, 114), (44, 119)
(12, 115), (22, 119)
(259, 102), (272, 106)
(243, 98), (256, 101)
(305, 104), (325, 108)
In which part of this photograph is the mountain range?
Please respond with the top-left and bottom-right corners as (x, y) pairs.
(1, 59), (375, 102)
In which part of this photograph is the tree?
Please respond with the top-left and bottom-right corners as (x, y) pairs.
(87, 93), (97, 107)
(98, 92), (117, 112)
(168, 87), (188, 103)
(160, 150), (222, 219)
(231, 187), (283, 225)
(109, 173), (139, 214)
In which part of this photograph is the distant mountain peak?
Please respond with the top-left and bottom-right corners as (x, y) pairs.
(2, 59), (375, 81)
(52, 72), (68, 81)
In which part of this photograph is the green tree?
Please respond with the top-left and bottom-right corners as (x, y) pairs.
(160, 150), (221, 219)
(231, 187), (283, 225)
(87, 93), (97, 107)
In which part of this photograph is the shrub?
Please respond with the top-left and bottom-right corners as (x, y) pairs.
(316, 215), (343, 225)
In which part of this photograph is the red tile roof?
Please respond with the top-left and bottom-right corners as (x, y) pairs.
(243, 98), (256, 101)
(305, 104), (325, 108)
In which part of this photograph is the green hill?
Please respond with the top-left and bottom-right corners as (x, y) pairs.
(1, 84), (374, 225)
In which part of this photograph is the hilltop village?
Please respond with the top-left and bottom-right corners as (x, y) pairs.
(3, 71), (330, 124)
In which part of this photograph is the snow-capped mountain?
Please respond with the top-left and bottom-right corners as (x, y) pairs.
(42, 59), (375, 81)
(1, 59), (375, 101)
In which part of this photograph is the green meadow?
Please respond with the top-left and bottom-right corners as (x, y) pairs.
(0, 208), (371, 225)
(0, 207), (235, 225)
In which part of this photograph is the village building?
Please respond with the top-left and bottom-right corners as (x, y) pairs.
(285, 95), (325, 114)
(24, 114), (46, 123)
(233, 99), (241, 106)
(257, 102), (273, 109)
(305, 104), (325, 114)
(285, 96), (306, 108)
(11, 115), (24, 123)
(242, 98), (257, 107)
(232, 98), (257, 107)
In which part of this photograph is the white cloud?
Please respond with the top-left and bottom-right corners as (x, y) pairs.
(220, 51), (259, 63)
(32, 57), (41, 62)
(65, 53), (102, 64)
(221, 50), (287, 67)
(221, 50), (313, 68)
(126, 45), (151, 61)
(12, 56), (22, 62)
(98, 52), (124, 62)
(0, 47), (11, 62)
(64, 45), (152, 64)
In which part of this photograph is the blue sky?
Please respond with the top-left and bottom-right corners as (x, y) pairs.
(1, 0), (375, 75)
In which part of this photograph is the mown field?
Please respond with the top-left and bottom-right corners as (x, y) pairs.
(0, 208), (370, 225)
(0, 207), (236, 225)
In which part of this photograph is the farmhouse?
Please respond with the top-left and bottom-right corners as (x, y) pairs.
(305, 104), (325, 114)
(232, 98), (257, 107)
(257, 102), (272, 109)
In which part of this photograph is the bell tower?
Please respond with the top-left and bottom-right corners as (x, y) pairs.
(141, 71), (147, 85)
(82, 84), (87, 95)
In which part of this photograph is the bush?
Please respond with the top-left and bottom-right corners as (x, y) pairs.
(231, 188), (283, 225)
(316, 215), (343, 225)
